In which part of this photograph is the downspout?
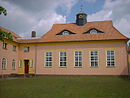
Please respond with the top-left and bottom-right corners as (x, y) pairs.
(35, 45), (37, 76)
(126, 41), (129, 76)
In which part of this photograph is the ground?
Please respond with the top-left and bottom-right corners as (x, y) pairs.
(0, 76), (130, 98)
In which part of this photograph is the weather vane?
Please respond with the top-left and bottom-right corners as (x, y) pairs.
(80, 0), (83, 12)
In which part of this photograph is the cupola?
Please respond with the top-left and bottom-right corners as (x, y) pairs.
(76, 12), (87, 26)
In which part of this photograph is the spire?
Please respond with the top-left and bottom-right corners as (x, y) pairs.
(76, 0), (87, 26)
(80, 0), (83, 13)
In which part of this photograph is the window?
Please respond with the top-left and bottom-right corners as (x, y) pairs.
(2, 58), (7, 70)
(29, 60), (33, 67)
(19, 60), (22, 68)
(60, 52), (67, 67)
(12, 59), (16, 70)
(2, 43), (7, 49)
(90, 51), (99, 67)
(62, 31), (70, 35)
(90, 29), (97, 34)
(24, 47), (29, 52)
(75, 51), (82, 67)
(106, 50), (115, 67)
(13, 45), (16, 51)
(45, 52), (52, 67)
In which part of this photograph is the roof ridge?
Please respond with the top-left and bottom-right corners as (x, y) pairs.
(0, 26), (21, 38)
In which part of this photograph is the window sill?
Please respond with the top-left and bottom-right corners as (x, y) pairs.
(106, 66), (115, 68)
(59, 66), (67, 68)
(90, 66), (99, 68)
(2, 69), (6, 70)
(74, 66), (82, 68)
(44, 66), (52, 68)
(3, 48), (7, 50)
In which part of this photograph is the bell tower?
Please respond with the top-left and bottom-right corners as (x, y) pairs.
(76, 12), (87, 26)
(76, 0), (87, 26)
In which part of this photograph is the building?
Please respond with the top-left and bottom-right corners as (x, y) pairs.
(0, 12), (130, 76)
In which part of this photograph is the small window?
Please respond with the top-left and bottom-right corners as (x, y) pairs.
(106, 50), (115, 67)
(12, 59), (16, 70)
(45, 52), (52, 67)
(19, 60), (22, 68)
(2, 43), (7, 49)
(13, 45), (16, 51)
(60, 52), (67, 67)
(24, 47), (29, 52)
(2, 58), (7, 70)
(74, 51), (82, 67)
(29, 60), (33, 67)
(90, 29), (97, 34)
(90, 51), (99, 67)
(62, 31), (70, 35)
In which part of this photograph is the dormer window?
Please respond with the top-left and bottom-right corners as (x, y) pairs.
(90, 29), (97, 34)
(83, 28), (104, 34)
(62, 31), (70, 35)
(56, 30), (75, 35)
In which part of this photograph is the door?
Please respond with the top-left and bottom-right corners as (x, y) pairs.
(24, 60), (29, 74)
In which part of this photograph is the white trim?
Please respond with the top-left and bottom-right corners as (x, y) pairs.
(59, 51), (67, 67)
(44, 52), (52, 67)
(106, 50), (116, 67)
(1, 57), (7, 70)
(74, 51), (83, 67)
(89, 50), (99, 67)
(12, 59), (16, 70)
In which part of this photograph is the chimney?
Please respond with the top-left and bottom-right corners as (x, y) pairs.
(32, 31), (36, 38)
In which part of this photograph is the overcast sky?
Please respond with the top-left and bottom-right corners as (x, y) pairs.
(0, 0), (130, 38)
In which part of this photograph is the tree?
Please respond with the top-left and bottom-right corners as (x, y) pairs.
(0, 6), (7, 16)
(0, 30), (13, 42)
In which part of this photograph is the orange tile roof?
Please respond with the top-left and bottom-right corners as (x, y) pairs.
(17, 20), (129, 43)
(0, 26), (21, 38)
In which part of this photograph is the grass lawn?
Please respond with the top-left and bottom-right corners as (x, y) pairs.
(0, 76), (130, 98)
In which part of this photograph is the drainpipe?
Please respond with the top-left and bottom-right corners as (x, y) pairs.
(126, 42), (129, 76)
(35, 45), (37, 76)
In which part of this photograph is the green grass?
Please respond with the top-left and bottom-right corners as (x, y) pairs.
(0, 76), (130, 98)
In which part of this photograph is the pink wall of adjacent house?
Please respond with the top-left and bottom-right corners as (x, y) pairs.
(0, 40), (129, 75)
(0, 41), (18, 75)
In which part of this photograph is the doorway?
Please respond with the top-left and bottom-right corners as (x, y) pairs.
(24, 60), (29, 74)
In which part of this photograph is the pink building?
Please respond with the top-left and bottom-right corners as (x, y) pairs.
(0, 12), (130, 76)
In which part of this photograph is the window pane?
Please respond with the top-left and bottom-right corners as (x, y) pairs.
(107, 50), (115, 67)
(75, 51), (82, 67)
(60, 52), (67, 66)
(45, 52), (52, 67)
(90, 51), (98, 67)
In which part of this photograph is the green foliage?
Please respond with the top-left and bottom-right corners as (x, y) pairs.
(0, 6), (7, 16)
(0, 29), (13, 42)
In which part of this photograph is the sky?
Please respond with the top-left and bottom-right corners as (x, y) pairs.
(0, 0), (130, 39)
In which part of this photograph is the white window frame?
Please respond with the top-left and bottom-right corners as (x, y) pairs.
(19, 60), (22, 68)
(2, 58), (7, 70)
(24, 47), (29, 52)
(44, 52), (52, 67)
(90, 51), (99, 67)
(29, 59), (33, 68)
(12, 59), (16, 70)
(59, 51), (67, 67)
(106, 50), (115, 67)
(3, 43), (7, 49)
(62, 31), (70, 35)
(13, 45), (16, 51)
(74, 51), (82, 67)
